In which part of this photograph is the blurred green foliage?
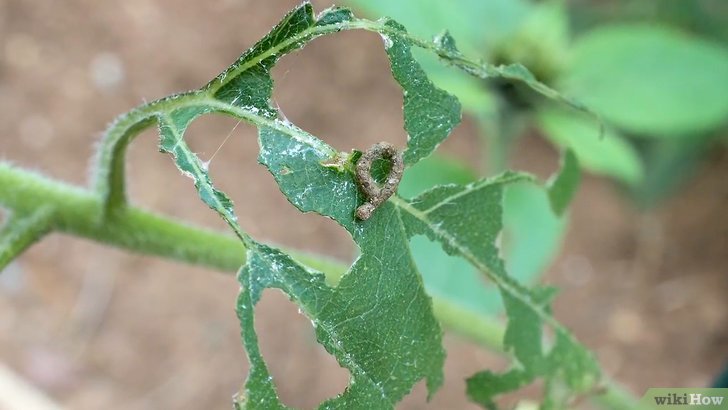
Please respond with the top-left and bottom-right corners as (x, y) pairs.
(347, 0), (728, 311)
(348, 0), (728, 196)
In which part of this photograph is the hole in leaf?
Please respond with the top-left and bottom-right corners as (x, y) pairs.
(400, 335), (509, 408)
(495, 377), (543, 408)
(509, 133), (560, 180)
(271, 30), (408, 153)
(125, 114), (356, 262)
(125, 126), (230, 231)
(409, 235), (503, 316)
(254, 289), (350, 408)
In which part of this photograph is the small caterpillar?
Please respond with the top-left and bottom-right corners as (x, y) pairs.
(354, 142), (404, 221)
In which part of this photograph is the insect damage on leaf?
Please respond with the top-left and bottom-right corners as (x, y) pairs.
(91, 1), (605, 408)
(381, 19), (462, 166)
(211, 3), (451, 408)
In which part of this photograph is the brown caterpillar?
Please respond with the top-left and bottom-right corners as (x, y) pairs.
(354, 142), (404, 221)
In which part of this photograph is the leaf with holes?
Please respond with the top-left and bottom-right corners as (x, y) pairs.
(83, 2), (606, 409)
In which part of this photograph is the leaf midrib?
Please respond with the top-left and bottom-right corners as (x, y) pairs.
(389, 195), (565, 333)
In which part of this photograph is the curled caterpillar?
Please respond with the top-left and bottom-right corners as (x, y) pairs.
(354, 142), (404, 221)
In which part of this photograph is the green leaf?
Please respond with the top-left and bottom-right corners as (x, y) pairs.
(547, 332), (601, 393)
(94, 2), (339, 215)
(400, 157), (569, 321)
(256, 41), (599, 408)
(208, 4), (316, 115)
(465, 287), (558, 408)
(232, 6), (465, 407)
(262, 116), (598, 406)
(467, 283), (599, 408)
(410, 49), (498, 117)
(399, 155), (571, 300)
(398, 156), (504, 316)
(88, 3), (603, 408)
(467, 369), (532, 409)
(547, 149), (581, 216)
(631, 137), (713, 208)
(158, 107), (242, 234)
(538, 109), (643, 185)
(491, 1), (571, 83)
(425, 30), (594, 118)
(258, 124), (447, 406)
(397, 172), (531, 279)
(315, 7), (355, 26)
(563, 23), (728, 136)
(130, 5), (450, 406)
(348, 0), (593, 119)
(393, 174), (600, 406)
(502, 286), (557, 374)
(237, 238), (441, 408)
(382, 20), (462, 165)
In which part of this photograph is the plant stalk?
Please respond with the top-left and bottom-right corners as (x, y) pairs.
(0, 161), (644, 410)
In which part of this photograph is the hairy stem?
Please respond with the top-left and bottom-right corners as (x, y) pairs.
(0, 163), (334, 273)
(0, 161), (642, 409)
(4, 162), (242, 268)
(93, 92), (198, 216)
(0, 207), (54, 271)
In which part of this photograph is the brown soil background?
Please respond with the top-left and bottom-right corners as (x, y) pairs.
(1, 1), (727, 409)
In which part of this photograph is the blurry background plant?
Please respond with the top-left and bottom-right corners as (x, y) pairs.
(347, 0), (728, 319)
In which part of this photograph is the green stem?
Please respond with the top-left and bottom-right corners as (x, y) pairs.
(0, 162), (643, 409)
(0, 163), (335, 274)
(0, 207), (54, 271)
(476, 90), (531, 176)
(1, 162), (244, 270)
(478, 111), (515, 176)
(592, 379), (646, 410)
(431, 298), (505, 350)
